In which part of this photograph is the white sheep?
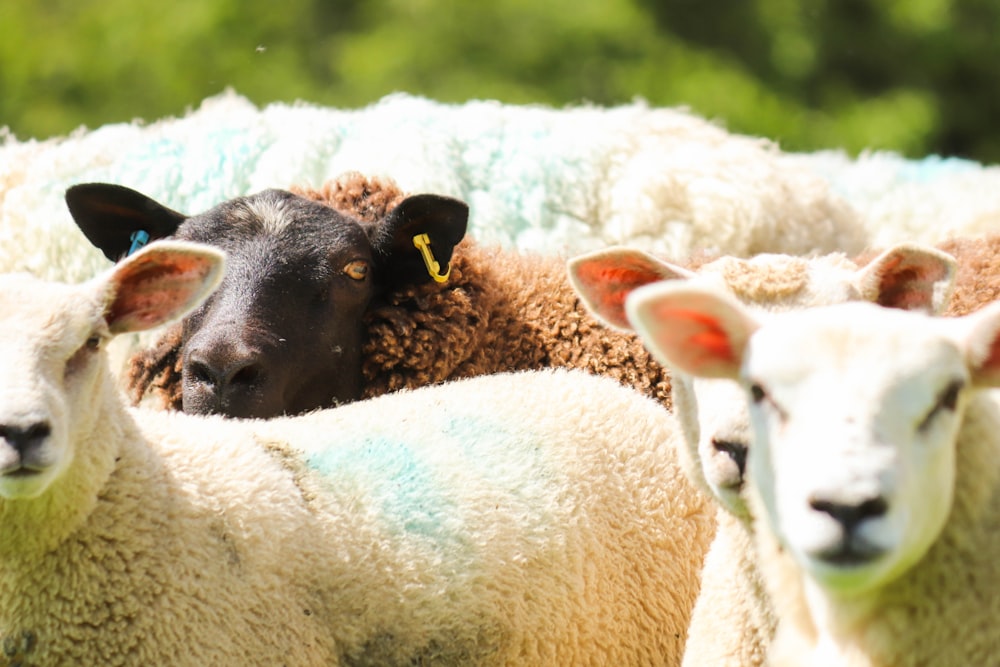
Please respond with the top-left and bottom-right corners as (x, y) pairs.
(627, 283), (1000, 666)
(0, 240), (713, 666)
(9, 92), (1000, 298)
(568, 242), (957, 666)
(0, 91), (866, 288)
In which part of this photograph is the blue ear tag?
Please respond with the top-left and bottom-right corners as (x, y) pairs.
(127, 229), (150, 257)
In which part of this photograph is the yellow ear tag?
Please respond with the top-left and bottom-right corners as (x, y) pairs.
(412, 233), (451, 283)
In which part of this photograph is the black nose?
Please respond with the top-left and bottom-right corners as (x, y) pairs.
(809, 495), (888, 534)
(711, 438), (748, 478)
(186, 341), (267, 395)
(0, 422), (51, 456)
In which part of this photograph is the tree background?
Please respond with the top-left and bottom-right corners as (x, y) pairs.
(3, 0), (998, 162)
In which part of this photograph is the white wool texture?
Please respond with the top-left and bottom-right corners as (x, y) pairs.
(2, 90), (868, 286)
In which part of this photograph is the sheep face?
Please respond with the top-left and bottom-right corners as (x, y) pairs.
(174, 191), (380, 418)
(627, 284), (1000, 597)
(741, 305), (965, 594)
(569, 244), (956, 519)
(0, 277), (101, 499)
(0, 243), (223, 500)
(65, 184), (468, 418)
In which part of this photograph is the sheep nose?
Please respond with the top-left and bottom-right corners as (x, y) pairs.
(0, 422), (51, 457)
(711, 438), (748, 478)
(186, 341), (267, 398)
(809, 495), (888, 534)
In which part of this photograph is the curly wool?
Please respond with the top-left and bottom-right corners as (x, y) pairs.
(289, 172), (406, 224)
(936, 235), (1000, 316)
(126, 326), (183, 409)
(357, 239), (671, 404)
(126, 173), (671, 411)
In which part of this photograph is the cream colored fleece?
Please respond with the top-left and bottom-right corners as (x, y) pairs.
(0, 367), (713, 666)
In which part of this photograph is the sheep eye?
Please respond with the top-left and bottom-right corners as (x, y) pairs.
(749, 382), (787, 422)
(65, 333), (104, 378)
(344, 260), (368, 281)
(939, 380), (963, 411)
(919, 379), (965, 432)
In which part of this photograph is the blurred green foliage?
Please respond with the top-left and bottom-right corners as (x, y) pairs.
(2, 0), (998, 161)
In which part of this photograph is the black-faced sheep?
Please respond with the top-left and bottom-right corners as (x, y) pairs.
(628, 283), (1000, 666)
(0, 240), (714, 665)
(65, 177), (469, 418)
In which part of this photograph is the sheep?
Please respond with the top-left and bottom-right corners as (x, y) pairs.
(567, 242), (958, 666)
(1, 90), (868, 284)
(626, 283), (1000, 666)
(569, 242), (957, 514)
(9, 90), (1000, 300)
(65, 174), (471, 417)
(575, 235), (1000, 666)
(0, 239), (715, 666)
(68, 173), (674, 418)
(780, 149), (1000, 249)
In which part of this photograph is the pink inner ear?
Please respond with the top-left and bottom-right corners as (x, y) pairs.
(871, 250), (952, 312)
(109, 283), (186, 328)
(877, 266), (933, 310)
(689, 329), (736, 363)
(643, 302), (738, 377)
(576, 261), (670, 327)
(108, 255), (215, 332)
(579, 261), (663, 290)
(656, 305), (736, 364)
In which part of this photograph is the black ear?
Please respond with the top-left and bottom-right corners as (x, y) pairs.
(370, 194), (469, 288)
(65, 183), (188, 262)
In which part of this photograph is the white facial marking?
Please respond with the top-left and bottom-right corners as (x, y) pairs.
(242, 194), (293, 235)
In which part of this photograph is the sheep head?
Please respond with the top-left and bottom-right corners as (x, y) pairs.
(64, 178), (468, 418)
(0, 242), (223, 500)
(626, 281), (1000, 595)
(569, 244), (957, 519)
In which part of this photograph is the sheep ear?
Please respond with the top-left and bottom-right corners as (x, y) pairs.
(626, 283), (758, 379)
(855, 243), (957, 314)
(370, 194), (469, 288)
(101, 241), (226, 335)
(958, 301), (1000, 387)
(568, 247), (696, 330)
(66, 183), (187, 263)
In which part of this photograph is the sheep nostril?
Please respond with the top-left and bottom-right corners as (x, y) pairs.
(0, 422), (52, 455)
(229, 364), (263, 388)
(187, 360), (219, 388)
(23, 423), (51, 442)
(810, 495), (888, 532)
(711, 438), (748, 478)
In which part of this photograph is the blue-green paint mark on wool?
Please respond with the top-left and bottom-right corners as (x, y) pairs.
(113, 128), (263, 209)
(440, 413), (557, 506)
(898, 155), (980, 183)
(305, 434), (462, 544)
(303, 411), (555, 547)
(442, 414), (536, 470)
